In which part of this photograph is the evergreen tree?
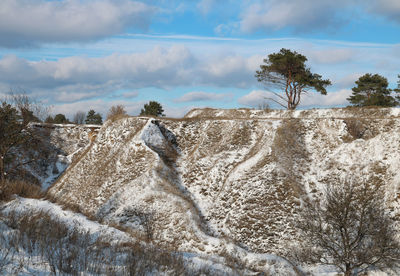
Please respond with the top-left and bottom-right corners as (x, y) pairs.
(0, 102), (32, 183)
(45, 115), (54, 123)
(140, 101), (165, 117)
(85, 110), (103, 125)
(395, 75), (400, 102)
(256, 48), (331, 110)
(53, 114), (69, 124)
(347, 73), (397, 107)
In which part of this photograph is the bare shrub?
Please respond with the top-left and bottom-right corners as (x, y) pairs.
(120, 207), (156, 243)
(343, 118), (367, 141)
(294, 179), (400, 276)
(258, 101), (271, 111)
(0, 209), (194, 275)
(106, 105), (128, 122)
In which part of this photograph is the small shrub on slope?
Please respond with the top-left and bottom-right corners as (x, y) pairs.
(294, 179), (400, 276)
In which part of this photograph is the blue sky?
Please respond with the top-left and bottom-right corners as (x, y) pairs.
(0, 0), (399, 118)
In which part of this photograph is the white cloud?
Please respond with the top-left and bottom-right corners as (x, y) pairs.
(301, 89), (352, 106)
(238, 89), (352, 108)
(164, 105), (194, 118)
(54, 98), (190, 119)
(308, 49), (355, 65)
(54, 99), (145, 119)
(174, 91), (233, 103)
(197, 0), (217, 15)
(239, 0), (350, 33)
(0, 47), (260, 103)
(0, 0), (156, 47)
(367, 0), (400, 23)
(122, 91), (139, 99)
(335, 73), (363, 89)
(199, 54), (261, 88)
(238, 90), (273, 107)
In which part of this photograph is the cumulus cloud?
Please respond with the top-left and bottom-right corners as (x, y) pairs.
(199, 54), (261, 88)
(122, 91), (139, 99)
(238, 89), (351, 108)
(307, 48), (355, 65)
(0, 46), (259, 103)
(367, 0), (400, 23)
(238, 90), (273, 107)
(197, 0), (217, 15)
(239, 0), (350, 33)
(301, 89), (352, 106)
(164, 105), (194, 118)
(174, 91), (233, 103)
(54, 99), (145, 119)
(54, 98), (190, 119)
(0, 0), (156, 47)
(335, 73), (363, 89)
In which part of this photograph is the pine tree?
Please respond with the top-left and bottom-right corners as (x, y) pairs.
(347, 73), (397, 107)
(53, 114), (69, 124)
(255, 48), (331, 110)
(85, 110), (103, 125)
(140, 101), (165, 117)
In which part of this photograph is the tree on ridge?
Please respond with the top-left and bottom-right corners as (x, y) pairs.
(85, 109), (102, 125)
(347, 73), (398, 107)
(140, 101), (165, 117)
(255, 48), (331, 110)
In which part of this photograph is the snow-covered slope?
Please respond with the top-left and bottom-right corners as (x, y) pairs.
(24, 123), (99, 189)
(47, 107), (400, 265)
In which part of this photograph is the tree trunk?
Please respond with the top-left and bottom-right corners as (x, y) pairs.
(344, 264), (352, 276)
(0, 155), (4, 184)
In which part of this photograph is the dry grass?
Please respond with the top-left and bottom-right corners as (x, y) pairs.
(271, 119), (310, 174)
(0, 209), (202, 275)
(106, 113), (130, 123)
(0, 180), (44, 201)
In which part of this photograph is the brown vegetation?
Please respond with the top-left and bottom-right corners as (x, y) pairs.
(294, 179), (400, 276)
(0, 180), (44, 201)
(106, 105), (128, 122)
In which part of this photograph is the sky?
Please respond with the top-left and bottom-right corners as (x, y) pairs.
(0, 0), (399, 118)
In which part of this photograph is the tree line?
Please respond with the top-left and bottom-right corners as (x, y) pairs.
(256, 48), (400, 109)
(0, 97), (164, 184)
(42, 100), (165, 125)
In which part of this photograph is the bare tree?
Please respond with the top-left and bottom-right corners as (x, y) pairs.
(6, 90), (50, 123)
(106, 105), (127, 122)
(295, 179), (400, 275)
(73, 111), (86, 124)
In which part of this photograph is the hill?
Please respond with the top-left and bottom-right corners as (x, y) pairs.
(43, 107), (400, 273)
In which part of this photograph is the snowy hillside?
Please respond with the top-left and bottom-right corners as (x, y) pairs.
(24, 123), (100, 189)
(44, 107), (400, 273)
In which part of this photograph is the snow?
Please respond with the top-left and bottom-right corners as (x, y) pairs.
(2, 197), (133, 244)
(18, 108), (400, 275)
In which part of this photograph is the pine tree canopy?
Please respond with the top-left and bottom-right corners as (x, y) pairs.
(255, 48), (331, 110)
(347, 73), (398, 107)
(140, 101), (165, 117)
